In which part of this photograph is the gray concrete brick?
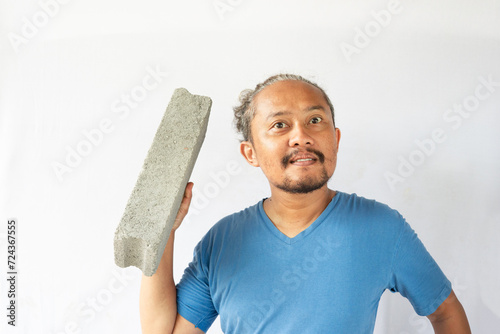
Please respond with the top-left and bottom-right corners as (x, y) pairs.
(114, 88), (212, 276)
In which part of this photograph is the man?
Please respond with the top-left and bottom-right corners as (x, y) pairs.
(140, 74), (471, 333)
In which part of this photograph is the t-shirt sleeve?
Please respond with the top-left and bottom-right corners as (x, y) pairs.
(388, 217), (452, 316)
(176, 237), (218, 332)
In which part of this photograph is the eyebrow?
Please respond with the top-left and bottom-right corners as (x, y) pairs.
(306, 105), (326, 112)
(266, 105), (326, 121)
(266, 111), (292, 120)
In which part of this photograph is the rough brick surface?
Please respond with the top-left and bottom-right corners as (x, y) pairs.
(114, 88), (211, 276)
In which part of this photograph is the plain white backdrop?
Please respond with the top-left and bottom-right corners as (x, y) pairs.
(1, 0), (499, 333)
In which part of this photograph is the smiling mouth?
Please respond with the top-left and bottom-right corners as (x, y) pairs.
(289, 154), (319, 167)
(291, 158), (315, 164)
(281, 148), (325, 169)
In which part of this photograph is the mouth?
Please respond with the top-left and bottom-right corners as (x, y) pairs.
(281, 148), (325, 169)
(290, 154), (317, 165)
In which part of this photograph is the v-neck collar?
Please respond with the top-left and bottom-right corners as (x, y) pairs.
(257, 191), (343, 245)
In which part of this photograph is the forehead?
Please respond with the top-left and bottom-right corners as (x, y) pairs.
(253, 80), (329, 117)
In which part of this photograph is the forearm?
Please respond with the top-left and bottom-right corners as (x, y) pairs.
(140, 231), (178, 334)
(430, 296), (471, 334)
(432, 317), (471, 334)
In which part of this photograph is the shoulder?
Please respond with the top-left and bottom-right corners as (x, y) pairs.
(336, 191), (406, 230)
(199, 200), (263, 245)
(191, 200), (264, 264)
(212, 200), (262, 231)
(338, 191), (401, 216)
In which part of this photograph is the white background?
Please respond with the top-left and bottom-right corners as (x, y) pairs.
(1, 0), (499, 333)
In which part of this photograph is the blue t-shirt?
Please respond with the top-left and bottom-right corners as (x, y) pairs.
(176, 191), (452, 333)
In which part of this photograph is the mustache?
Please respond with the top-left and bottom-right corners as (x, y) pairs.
(281, 148), (325, 168)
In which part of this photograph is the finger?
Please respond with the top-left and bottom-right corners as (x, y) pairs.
(180, 182), (194, 211)
(173, 182), (194, 229)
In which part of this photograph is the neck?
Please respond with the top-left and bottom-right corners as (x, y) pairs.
(263, 185), (336, 237)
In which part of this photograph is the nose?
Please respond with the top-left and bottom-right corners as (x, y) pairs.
(289, 123), (314, 147)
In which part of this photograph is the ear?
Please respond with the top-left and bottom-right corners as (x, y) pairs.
(335, 128), (341, 151)
(240, 140), (260, 167)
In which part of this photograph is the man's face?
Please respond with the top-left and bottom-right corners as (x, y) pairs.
(240, 80), (341, 194)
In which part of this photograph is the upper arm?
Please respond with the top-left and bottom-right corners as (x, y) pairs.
(427, 289), (471, 333)
(389, 217), (453, 315)
(176, 237), (218, 332)
(172, 314), (206, 334)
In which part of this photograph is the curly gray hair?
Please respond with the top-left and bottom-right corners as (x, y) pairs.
(233, 74), (335, 142)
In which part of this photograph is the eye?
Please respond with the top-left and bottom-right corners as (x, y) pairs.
(309, 116), (323, 124)
(272, 122), (288, 129)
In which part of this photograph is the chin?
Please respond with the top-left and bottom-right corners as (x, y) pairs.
(276, 170), (331, 194)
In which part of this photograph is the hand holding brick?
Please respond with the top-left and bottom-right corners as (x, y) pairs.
(114, 88), (212, 276)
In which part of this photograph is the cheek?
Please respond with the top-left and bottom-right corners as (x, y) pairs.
(255, 137), (283, 159)
(255, 146), (286, 172)
(322, 142), (339, 166)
